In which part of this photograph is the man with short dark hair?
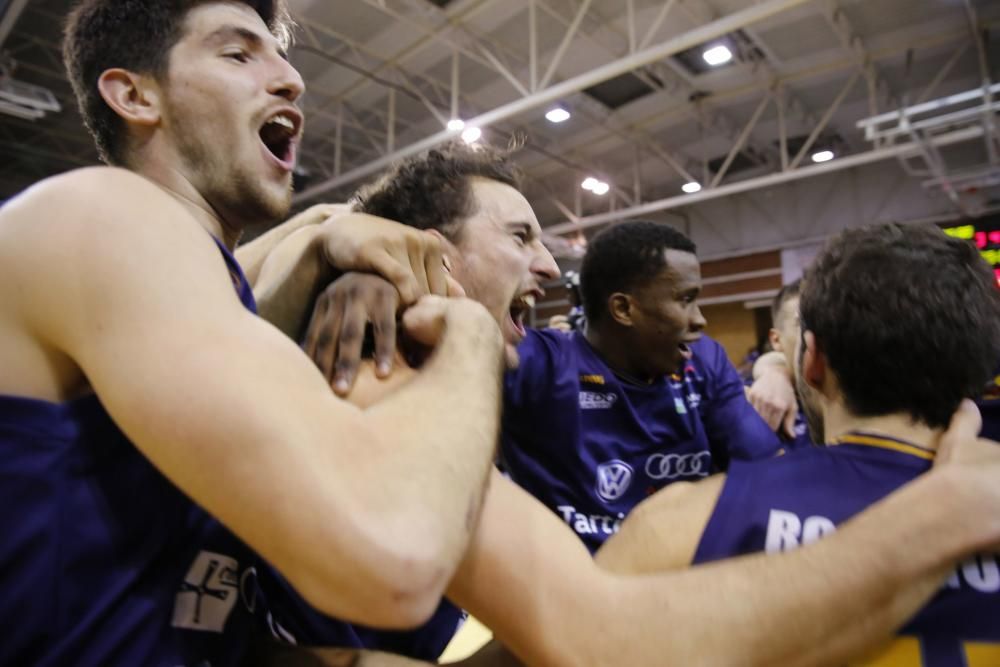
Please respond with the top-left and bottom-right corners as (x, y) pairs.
(500, 220), (781, 552)
(252, 141), (559, 662)
(598, 223), (1000, 663)
(0, 2), (506, 664)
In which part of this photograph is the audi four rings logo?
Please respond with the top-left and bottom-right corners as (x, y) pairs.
(596, 460), (634, 502)
(645, 451), (712, 480)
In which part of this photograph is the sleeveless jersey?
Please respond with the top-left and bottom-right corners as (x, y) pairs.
(695, 433), (1000, 665)
(501, 329), (780, 552)
(0, 236), (261, 667)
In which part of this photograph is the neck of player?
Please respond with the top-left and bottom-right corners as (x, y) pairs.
(823, 400), (942, 452)
(133, 149), (245, 251)
(585, 325), (659, 384)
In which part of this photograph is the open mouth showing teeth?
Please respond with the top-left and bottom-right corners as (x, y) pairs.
(678, 341), (694, 360)
(259, 113), (297, 166)
(508, 293), (537, 338)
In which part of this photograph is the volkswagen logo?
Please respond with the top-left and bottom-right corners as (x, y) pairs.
(595, 460), (634, 502)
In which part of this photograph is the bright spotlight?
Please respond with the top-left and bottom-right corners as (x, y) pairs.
(545, 107), (571, 123)
(702, 44), (733, 66)
(811, 150), (835, 163)
(461, 126), (482, 144)
(592, 182), (610, 196)
(682, 181), (702, 194)
(447, 118), (465, 131)
(581, 177), (599, 191)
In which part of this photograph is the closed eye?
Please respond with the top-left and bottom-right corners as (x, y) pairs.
(224, 50), (250, 63)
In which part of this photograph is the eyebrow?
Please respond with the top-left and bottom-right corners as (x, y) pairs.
(506, 221), (537, 239)
(204, 25), (288, 60)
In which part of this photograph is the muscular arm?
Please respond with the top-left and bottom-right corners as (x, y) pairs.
(597, 475), (949, 664)
(2, 169), (502, 630)
(254, 215), (447, 339)
(447, 466), (997, 667)
(748, 350), (799, 436)
(235, 203), (348, 286)
(332, 352), (998, 666)
(252, 223), (332, 337)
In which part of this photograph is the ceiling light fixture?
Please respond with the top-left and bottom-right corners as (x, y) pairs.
(461, 126), (482, 144)
(545, 107), (571, 123)
(581, 177), (599, 191)
(447, 118), (465, 131)
(682, 181), (702, 194)
(702, 44), (733, 66)
(811, 150), (835, 163)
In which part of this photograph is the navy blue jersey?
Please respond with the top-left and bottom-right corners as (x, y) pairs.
(501, 330), (780, 552)
(695, 433), (1000, 665)
(0, 237), (262, 667)
(256, 569), (465, 659)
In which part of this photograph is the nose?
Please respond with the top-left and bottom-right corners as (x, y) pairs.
(691, 304), (707, 331)
(532, 243), (561, 282)
(269, 57), (305, 103)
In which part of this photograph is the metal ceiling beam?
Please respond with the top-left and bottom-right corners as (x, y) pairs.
(295, 3), (501, 113)
(294, 0), (814, 203)
(538, 0), (594, 90)
(639, 0), (680, 52)
(0, 0), (30, 51)
(710, 93), (772, 188)
(544, 125), (985, 235)
(916, 42), (970, 104)
(788, 70), (861, 170)
(606, 26), (978, 152)
(819, 0), (897, 114)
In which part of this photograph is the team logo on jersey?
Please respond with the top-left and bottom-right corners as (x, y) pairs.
(645, 451), (711, 480)
(596, 459), (634, 502)
(172, 550), (241, 633)
(686, 391), (702, 409)
(580, 391), (618, 410)
(580, 374), (606, 385)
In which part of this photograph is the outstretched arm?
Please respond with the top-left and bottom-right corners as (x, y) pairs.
(748, 350), (799, 437)
(596, 474), (949, 665)
(235, 203), (348, 286)
(3, 168), (502, 630)
(448, 416), (1000, 667)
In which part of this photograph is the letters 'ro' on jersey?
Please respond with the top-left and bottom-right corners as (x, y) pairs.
(695, 433), (1000, 665)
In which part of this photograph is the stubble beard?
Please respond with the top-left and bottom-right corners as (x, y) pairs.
(171, 104), (291, 229)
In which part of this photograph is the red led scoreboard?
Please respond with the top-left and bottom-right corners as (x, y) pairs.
(943, 217), (1000, 287)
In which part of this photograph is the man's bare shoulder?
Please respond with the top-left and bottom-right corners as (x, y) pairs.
(0, 167), (213, 279)
(1, 167), (181, 234)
